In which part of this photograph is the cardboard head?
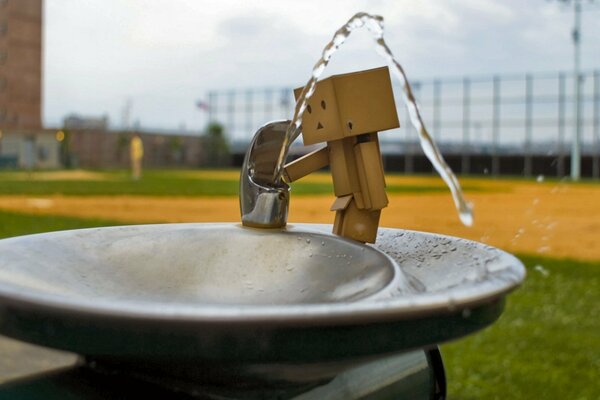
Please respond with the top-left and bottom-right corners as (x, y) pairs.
(293, 79), (344, 145)
(294, 66), (399, 145)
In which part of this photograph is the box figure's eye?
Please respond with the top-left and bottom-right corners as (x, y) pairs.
(307, 105), (312, 114)
(321, 100), (326, 110)
(348, 121), (353, 130)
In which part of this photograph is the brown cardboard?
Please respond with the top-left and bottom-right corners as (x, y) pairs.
(293, 66), (399, 145)
(294, 67), (400, 145)
(285, 66), (399, 244)
(283, 147), (329, 183)
(355, 141), (388, 209)
(328, 139), (360, 197)
(334, 67), (400, 138)
(352, 143), (372, 210)
(373, 134), (387, 187)
(330, 194), (353, 211)
(334, 199), (381, 243)
(293, 79), (343, 146)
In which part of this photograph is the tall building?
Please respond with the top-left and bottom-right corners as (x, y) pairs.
(0, 0), (42, 129)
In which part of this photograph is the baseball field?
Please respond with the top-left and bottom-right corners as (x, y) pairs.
(0, 169), (598, 399)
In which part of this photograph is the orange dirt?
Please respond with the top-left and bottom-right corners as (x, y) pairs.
(1, 178), (599, 261)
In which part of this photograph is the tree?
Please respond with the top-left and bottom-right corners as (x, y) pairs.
(202, 122), (230, 167)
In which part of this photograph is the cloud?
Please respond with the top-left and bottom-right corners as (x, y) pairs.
(43, 0), (600, 130)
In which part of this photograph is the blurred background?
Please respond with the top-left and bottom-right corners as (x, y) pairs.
(0, 1), (598, 399)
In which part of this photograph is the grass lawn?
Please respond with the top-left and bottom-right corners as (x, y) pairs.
(0, 209), (597, 399)
(0, 169), (493, 196)
(0, 210), (128, 239)
(442, 254), (599, 400)
(1, 169), (598, 397)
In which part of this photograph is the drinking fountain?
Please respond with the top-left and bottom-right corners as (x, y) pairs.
(0, 119), (525, 399)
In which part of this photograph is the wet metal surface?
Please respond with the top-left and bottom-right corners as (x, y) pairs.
(0, 223), (524, 384)
(240, 120), (291, 228)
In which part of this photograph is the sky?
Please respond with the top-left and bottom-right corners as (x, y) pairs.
(43, 0), (600, 131)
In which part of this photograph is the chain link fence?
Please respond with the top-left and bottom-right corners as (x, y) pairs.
(207, 70), (600, 178)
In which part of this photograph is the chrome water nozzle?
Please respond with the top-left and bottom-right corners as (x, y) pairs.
(240, 120), (291, 228)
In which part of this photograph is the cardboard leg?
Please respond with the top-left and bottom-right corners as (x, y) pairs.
(334, 199), (381, 243)
(333, 210), (344, 236)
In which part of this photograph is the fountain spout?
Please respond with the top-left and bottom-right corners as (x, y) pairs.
(240, 120), (291, 228)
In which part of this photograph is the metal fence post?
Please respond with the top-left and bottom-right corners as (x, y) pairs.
(492, 75), (501, 177)
(264, 88), (273, 121)
(558, 72), (566, 178)
(462, 78), (470, 175)
(524, 74), (533, 177)
(281, 88), (292, 119)
(594, 70), (600, 179)
(404, 108), (413, 174)
(207, 91), (216, 124)
(433, 79), (441, 141)
(227, 90), (235, 139)
(433, 79), (441, 174)
(245, 89), (253, 135)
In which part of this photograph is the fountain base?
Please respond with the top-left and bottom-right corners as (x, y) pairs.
(0, 348), (444, 399)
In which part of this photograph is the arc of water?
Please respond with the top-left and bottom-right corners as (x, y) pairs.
(273, 12), (473, 226)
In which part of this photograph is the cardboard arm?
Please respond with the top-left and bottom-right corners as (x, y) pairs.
(283, 146), (329, 183)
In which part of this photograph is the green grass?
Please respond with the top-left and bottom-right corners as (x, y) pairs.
(443, 254), (599, 400)
(0, 169), (492, 196)
(0, 210), (597, 399)
(0, 210), (128, 239)
(0, 170), (241, 197)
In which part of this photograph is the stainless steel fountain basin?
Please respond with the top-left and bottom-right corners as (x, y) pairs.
(0, 223), (524, 385)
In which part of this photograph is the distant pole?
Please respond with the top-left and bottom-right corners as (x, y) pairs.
(571, 0), (582, 180)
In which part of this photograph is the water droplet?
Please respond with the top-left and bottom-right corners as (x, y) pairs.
(534, 264), (549, 277)
(537, 246), (552, 254)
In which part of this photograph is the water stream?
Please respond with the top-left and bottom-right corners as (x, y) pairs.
(273, 12), (473, 226)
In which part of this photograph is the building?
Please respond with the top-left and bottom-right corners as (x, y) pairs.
(0, 129), (60, 168)
(0, 0), (43, 129)
(63, 114), (109, 131)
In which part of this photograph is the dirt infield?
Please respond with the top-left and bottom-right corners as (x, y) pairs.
(1, 176), (599, 261)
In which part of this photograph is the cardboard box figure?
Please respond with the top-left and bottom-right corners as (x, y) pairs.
(284, 66), (400, 243)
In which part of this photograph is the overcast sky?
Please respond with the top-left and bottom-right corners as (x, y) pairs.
(43, 0), (600, 131)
